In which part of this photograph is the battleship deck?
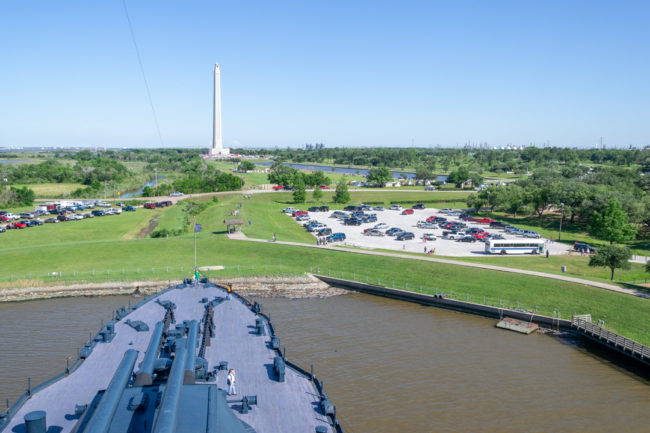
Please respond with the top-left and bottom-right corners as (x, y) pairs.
(1, 281), (338, 433)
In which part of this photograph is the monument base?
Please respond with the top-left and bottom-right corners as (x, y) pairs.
(208, 147), (230, 157)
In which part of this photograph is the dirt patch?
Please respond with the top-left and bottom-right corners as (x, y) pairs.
(0, 275), (345, 302)
(137, 218), (159, 238)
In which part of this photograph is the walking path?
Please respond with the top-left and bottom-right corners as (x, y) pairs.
(226, 232), (649, 299)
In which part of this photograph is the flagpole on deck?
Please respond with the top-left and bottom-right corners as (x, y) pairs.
(194, 216), (197, 272)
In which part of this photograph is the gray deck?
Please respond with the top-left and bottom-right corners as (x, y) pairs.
(2, 283), (333, 433)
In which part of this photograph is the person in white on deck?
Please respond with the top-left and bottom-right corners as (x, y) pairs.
(227, 369), (237, 396)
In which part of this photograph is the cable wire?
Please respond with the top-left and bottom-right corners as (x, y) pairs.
(122, 0), (164, 147)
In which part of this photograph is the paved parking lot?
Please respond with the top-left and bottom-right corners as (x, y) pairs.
(295, 207), (570, 257)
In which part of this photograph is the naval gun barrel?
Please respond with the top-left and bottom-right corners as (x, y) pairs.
(152, 342), (187, 433)
(84, 349), (138, 433)
(183, 320), (199, 384)
(134, 321), (164, 386)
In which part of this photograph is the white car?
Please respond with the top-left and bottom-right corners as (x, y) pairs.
(447, 211), (461, 216)
(440, 208), (452, 214)
(70, 214), (83, 220)
(422, 233), (437, 241)
(374, 223), (389, 229)
(170, 191), (184, 197)
(388, 205), (403, 211)
(112, 208), (122, 214)
(282, 207), (297, 213)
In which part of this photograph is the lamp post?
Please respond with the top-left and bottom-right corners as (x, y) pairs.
(486, 190), (491, 217)
(558, 202), (564, 241)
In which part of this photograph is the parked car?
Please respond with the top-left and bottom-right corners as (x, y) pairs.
(366, 229), (384, 237)
(20, 212), (35, 219)
(373, 206), (385, 211)
(96, 202), (111, 207)
(0, 226), (5, 233)
(374, 223), (389, 229)
(326, 232), (346, 242)
(574, 242), (596, 253)
(144, 203), (156, 209)
(344, 205), (361, 212)
(457, 235), (477, 242)
(296, 214), (310, 221)
(489, 221), (507, 228)
(32, 219), (43, 226)
(319, 205), (330, 212)
(330, 211), (347, 219)
(396, 232), (415, 241)
(317, 228), (332, 237)
(475, 218), (495, 224)
(292, 210), (308, 217)
(443, 231), (466, 240)
(44, 218), (59, 223)
(413, 203), (426, 210)
(440, 208), (452, 213)
(447, 211), (461, 216)
(69, 214), (83, 220)
(362, 215), (377, 223)
(343, 218), (362, 226)
(318, 185), (330, 190)
(308, 206), (321, 212)
(425, 186), (436, 191)
(360, 205), (372, 211)
(91, 210), (106, 217)
(282, 207), (297, 213)
(82, 213), (94, 219)
(386, 227), (405, 236)
(124, 206), (136, 212)
(523, 230), (541, 238)
(57, 215), (70, 222)
(170, 191), (184, 197)
(401, 209), (414, 215)
(422, 233), (436, 241)
(511, 229), (526, 236)
(388, 205), (403, 211)
(474, 232), (489, 240)
(504, 226), (518, 233)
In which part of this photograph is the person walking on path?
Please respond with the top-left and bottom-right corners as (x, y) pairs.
(227, 369), (237, 396)
(272, 233), (276, 242)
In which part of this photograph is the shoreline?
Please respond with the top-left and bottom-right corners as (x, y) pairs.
(0, 275), (346, 303)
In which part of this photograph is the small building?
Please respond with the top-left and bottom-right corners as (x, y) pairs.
(224, 218), (244, 233)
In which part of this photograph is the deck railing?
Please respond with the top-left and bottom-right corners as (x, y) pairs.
(571, 318), (650, 360)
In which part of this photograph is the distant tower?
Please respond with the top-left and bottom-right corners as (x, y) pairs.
(210, 63), (229, 156)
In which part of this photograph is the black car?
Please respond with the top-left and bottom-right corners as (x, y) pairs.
(344, 218), (362, 226)
(317, 228), (332, 237)
(413, 203), (425, 210)
(124, 206), (136, 212)
(396, 232), (415, 241)
(92, 210), (106, 217)
(362, 215), (377, 223)
(489, 221), (507, 228)
(32, 219), (43, 226)
(44, 218), (58, 223)
(319, 205), (329, 212)
(308, 206), (320, 212)
(344, 205), (361, 212)
(574, 242), (596, 253)
(457, 236), (477, 242)
(57, 215), (70, 222)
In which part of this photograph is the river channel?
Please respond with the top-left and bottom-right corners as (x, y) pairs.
(1, 293), (649, 432)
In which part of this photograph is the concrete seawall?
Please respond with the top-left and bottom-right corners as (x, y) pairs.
(314, 274), (573, 331)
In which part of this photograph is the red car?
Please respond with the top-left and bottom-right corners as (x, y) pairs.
(292, 210), (308, 217)
(7, 222), (27, 229)
(401, 209), (414, 215)
(462, 216), (477, 222)
(474, 232), (489, 240)
(144, 203), (157, 209)
(272, 185), (284, 190)
(319, 185), (330, 189)
(475, 217), (495, 224)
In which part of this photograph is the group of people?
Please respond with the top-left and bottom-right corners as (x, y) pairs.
(316, 237), (329, 246)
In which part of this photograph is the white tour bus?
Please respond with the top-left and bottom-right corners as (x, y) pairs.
(485, 239), (545, 255)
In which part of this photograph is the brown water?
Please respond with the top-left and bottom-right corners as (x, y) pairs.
(1, 294), (650, 433)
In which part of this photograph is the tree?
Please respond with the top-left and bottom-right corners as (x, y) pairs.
(293, 176), (306, 203)
(238, 160), (255, 172)
(645, 260), (650, 275)
(588, 245), (631, 280)
(366, 167), (392, 187)
(312, 186), (323, 201)
(588, 199), (637, 244)
(333, 179), (350, 204)
(447, 166), (470, 187)
(267, 161), (297, 186)
(415, 165), (434, 181)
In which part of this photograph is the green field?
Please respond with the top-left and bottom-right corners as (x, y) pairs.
(14, 183), (85, 198)
(2, 190), (650, 346)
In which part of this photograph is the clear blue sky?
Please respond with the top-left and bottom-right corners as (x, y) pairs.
(1, 1), (649, 149)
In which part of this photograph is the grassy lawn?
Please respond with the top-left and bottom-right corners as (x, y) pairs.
(14, 183), (85, 198)
(2, 189), (650, 346)
(0, 211), (158, 250)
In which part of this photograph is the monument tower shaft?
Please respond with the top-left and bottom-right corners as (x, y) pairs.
(212, 63), (222, 151)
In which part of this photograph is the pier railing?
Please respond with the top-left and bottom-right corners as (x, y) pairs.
(571, 318), (650, 362)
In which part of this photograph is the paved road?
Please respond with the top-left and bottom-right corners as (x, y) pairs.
(227, 232), (649, 299)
